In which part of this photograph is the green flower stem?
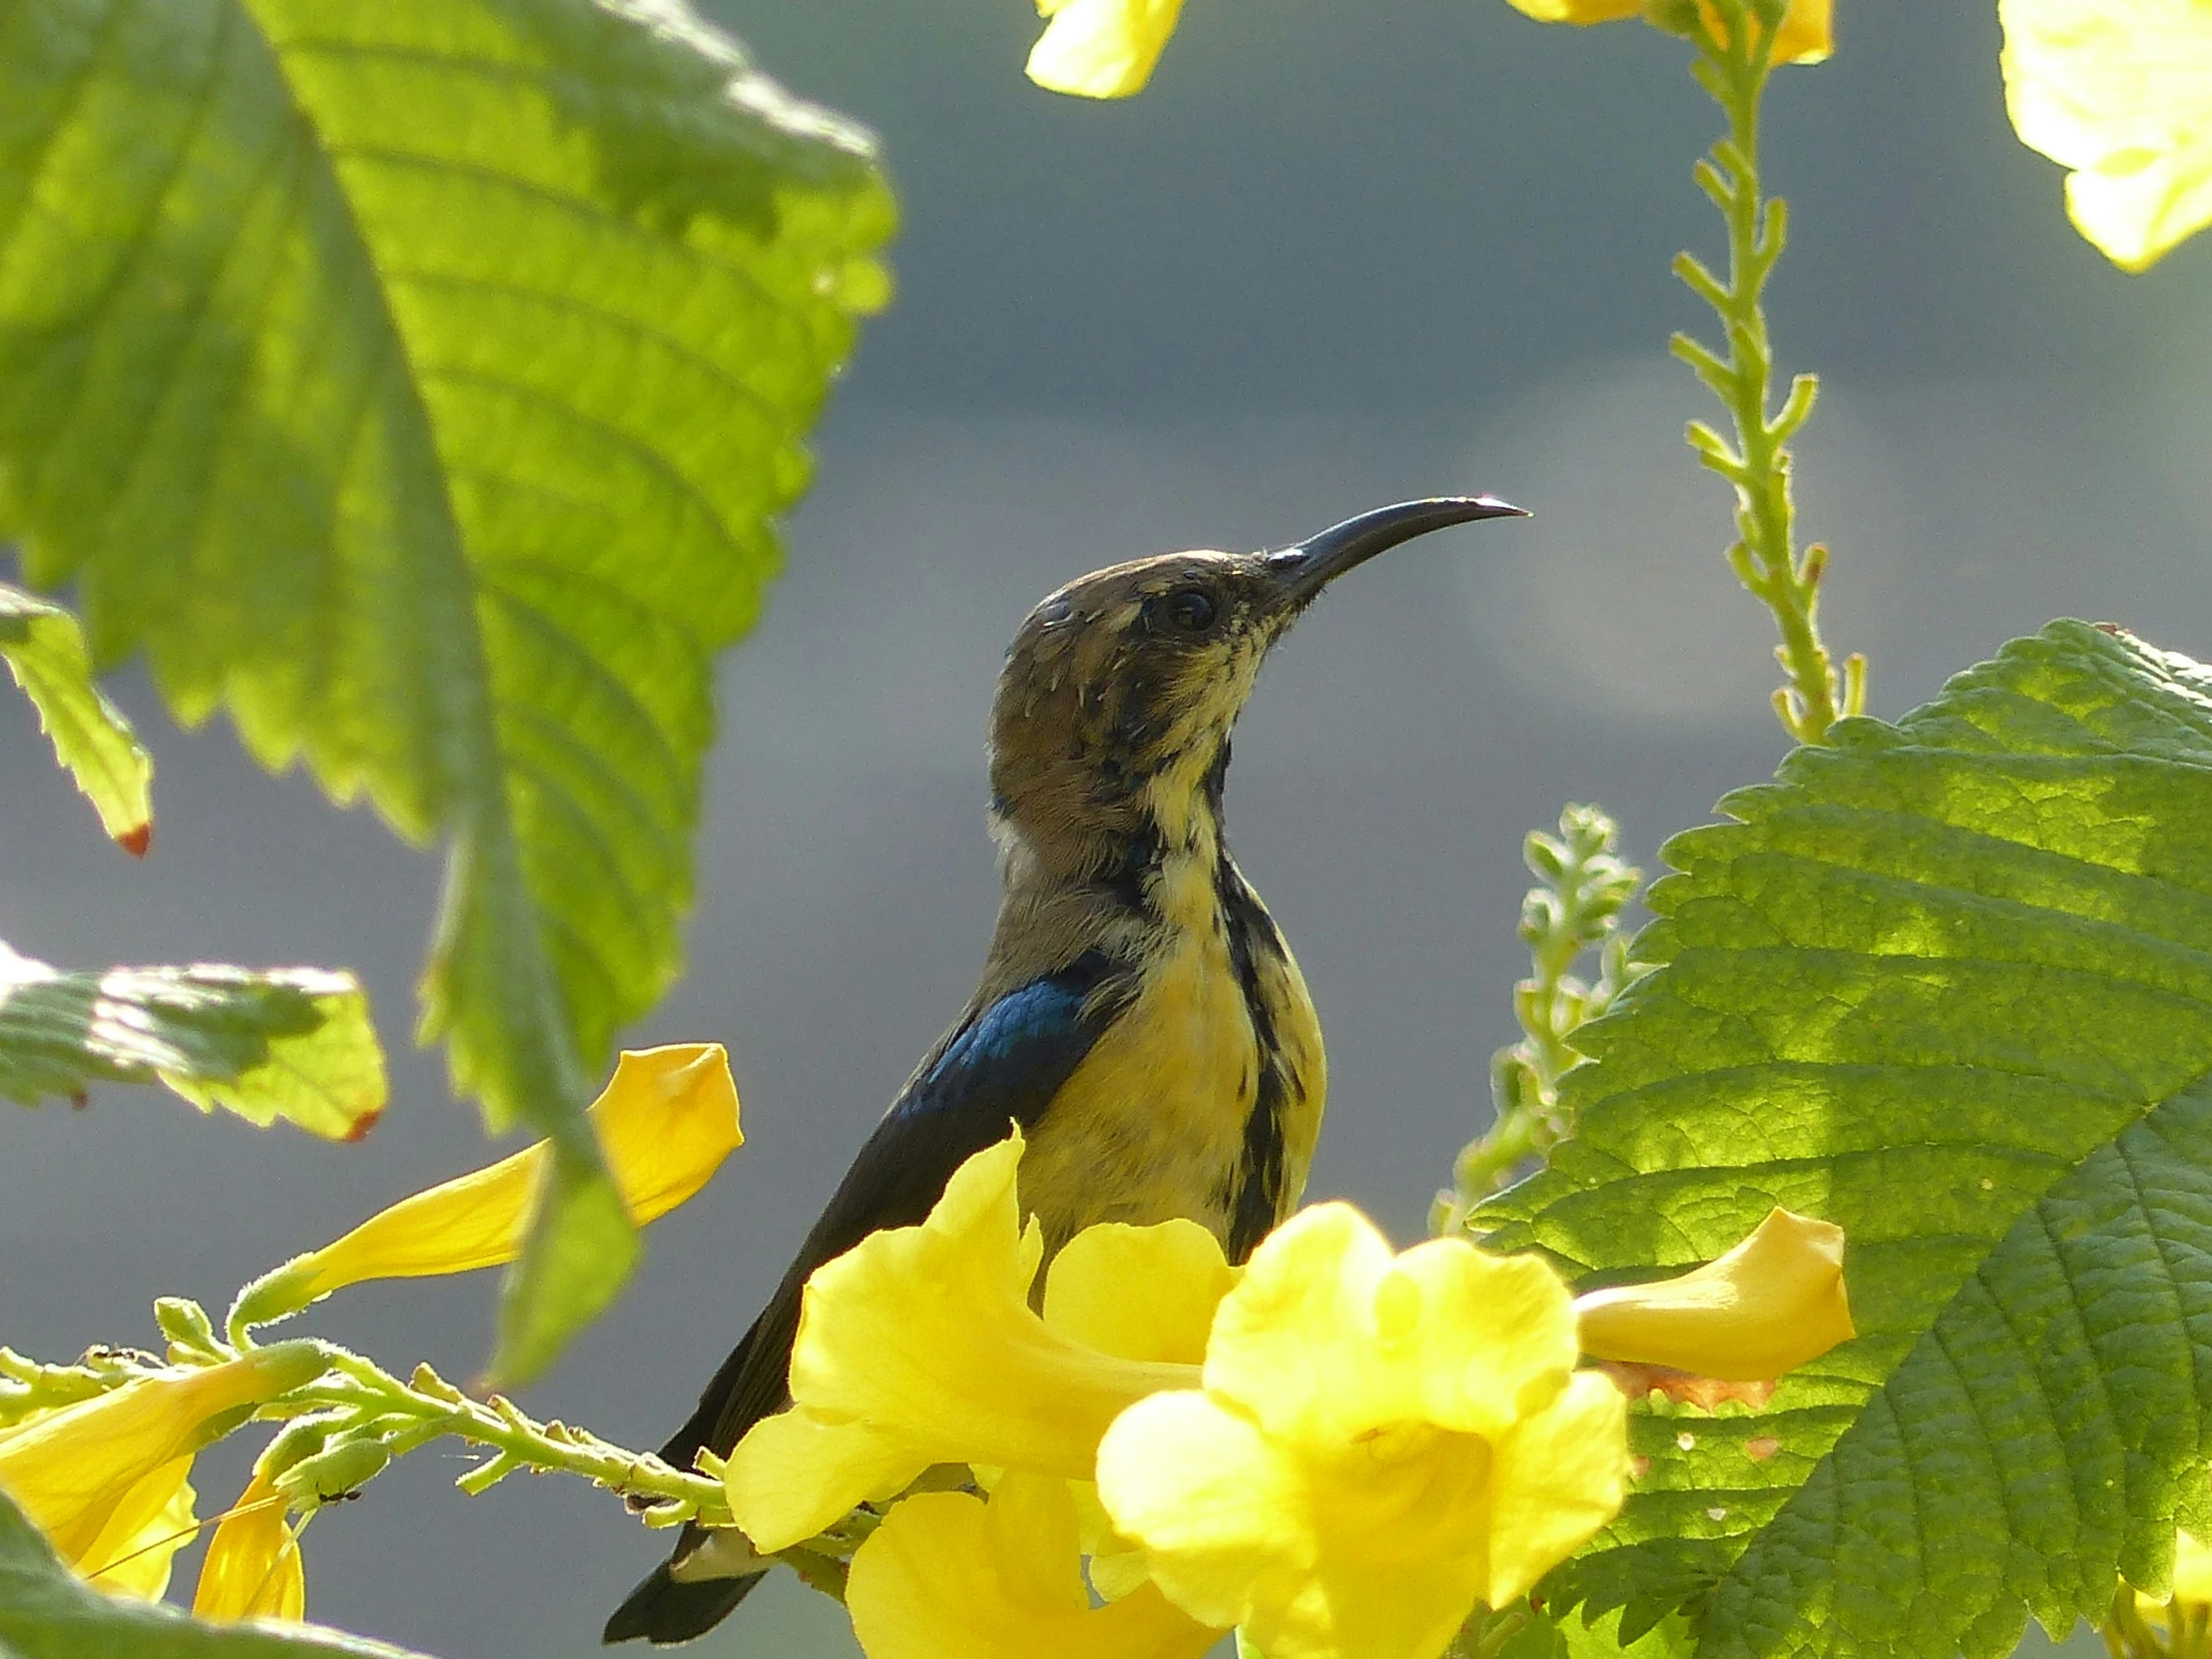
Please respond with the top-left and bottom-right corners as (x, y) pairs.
(1447, 1600), (1534, 1659)
(1434, 808), (1643, 1231)
(3, 1318), (727, 1524)
(276, 1351), (730, 1523)
(1672, 0), (1863, 744)
(0, 1346), (148, 1428)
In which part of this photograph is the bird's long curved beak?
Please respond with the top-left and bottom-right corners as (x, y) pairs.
(1265, 495), (1527, 606)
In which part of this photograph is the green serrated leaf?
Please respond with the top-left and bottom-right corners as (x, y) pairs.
(0, 584), (151, 852)
(0, 941), (385, 1139)
(1474, 622), (2212, 1659)
(0, 0), (894, 1376)
(0, 1487), (432, 1659)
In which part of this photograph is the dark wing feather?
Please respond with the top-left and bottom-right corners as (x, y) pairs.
(656, 948), (1128, 1477)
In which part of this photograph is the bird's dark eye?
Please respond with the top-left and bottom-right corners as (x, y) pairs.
(1160, 587), (1218, 634)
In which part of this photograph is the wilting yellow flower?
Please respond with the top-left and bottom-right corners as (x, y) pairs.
(847, 1469), (1222, 1659)
(232, 1046), (741, 1328)
(0, 1345), (323, 1583)
(1505, 0), (1832, 66)
(193, 1462), (306, 1622)
(723, 1133), (1223, 1551)
(2000, 0), (2212, 272)
(1572, 1208), (1853, 1381)
(74, 1461), (196, 1600)
(1026, 0), (1185, 98)
(1097, 1206), (1629, 1659)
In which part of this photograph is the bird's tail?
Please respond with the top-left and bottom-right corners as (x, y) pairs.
(601, 1562), (765, 1646)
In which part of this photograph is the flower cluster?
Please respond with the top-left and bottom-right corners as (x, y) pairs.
(0, 1040), (1852, 1659)
(721, 1131), (1853, 1659)
(0, 1044), (742, 1622)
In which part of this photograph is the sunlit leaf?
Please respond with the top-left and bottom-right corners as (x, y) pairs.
(0, 0), (894, 1376)
(1477, 621), (2212, 1659)
(0, 585), (151, 853)
(0, 942), (384, 1140)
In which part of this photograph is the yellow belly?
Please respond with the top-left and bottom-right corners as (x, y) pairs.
(1017, 913), (1326, 1258)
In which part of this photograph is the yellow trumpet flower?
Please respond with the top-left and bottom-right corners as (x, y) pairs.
(722, 1132), (1224, 1551)
(1572, 1207), (1853, 1381)
(846, 1470), (1222, 1659)
(1505, 0), (1832, 66)
(2000, 0), (2212, 272)
(0, 1345), (323, 1584)
(232, 1046), (741, 1329)
(1026, 0), (1186, 99)
(192, 1462), (306, 1623)
(1097, 1205), (1629, 1659)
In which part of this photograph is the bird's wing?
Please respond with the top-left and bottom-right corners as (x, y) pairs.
(657, 948), (1131, 1478)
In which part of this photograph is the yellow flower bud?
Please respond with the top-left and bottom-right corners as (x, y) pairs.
(192, 1463), (305, 1623)
(0, 1345), (323, 1581)
(233, 1045), (740, 1328)
(1572, 1207), (1853, 1382)
(1026, 0), (1186, 99)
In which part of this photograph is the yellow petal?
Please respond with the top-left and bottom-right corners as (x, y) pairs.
(721, 1405), (932, 1552)
(847, 1478), (1222, 1659)
(1772, 0), (1833, 64)
(1573, 1208), (1854, 1381)
(1482, 1371), (1630, 1606)
(2176, 1527), (2212, 1604)
(1066, 1479), (1153, 1601)
(1196, 1204), (1399, 1439)
(725, 1132), (1197, 1551)
(192, 1464), (306, 1623)
(2000, 0), (2212, 271)
(1201, 1205), (1582, 1444)
(1026, 0), (1186, 99)
(1095, 1390), (1309, 1633)
(0, 1345), (324, 1571)
(235, 1046), (740, 1322)
(1042, 1218), (1238, 1365)
(1505, 0), (1642, 22)
(75, 1461), (196, 1600)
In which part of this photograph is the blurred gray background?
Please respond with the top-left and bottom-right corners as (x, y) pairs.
(3, 0), (2207, 1654)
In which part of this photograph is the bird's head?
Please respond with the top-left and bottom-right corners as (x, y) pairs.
(987, 496), (1525, 863)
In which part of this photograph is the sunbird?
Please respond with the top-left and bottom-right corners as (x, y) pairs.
(605, 496), (1524, 1645)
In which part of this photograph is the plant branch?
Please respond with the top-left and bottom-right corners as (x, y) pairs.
(1434, 807), (1644, 1232)
(1673, 0), (1863, 744)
